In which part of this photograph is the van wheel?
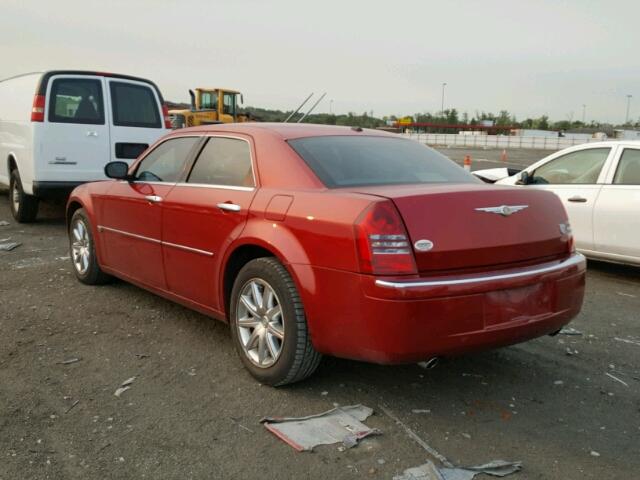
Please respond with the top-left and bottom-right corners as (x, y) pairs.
(69, 208), (111, 285)
(9, 169), (39, 223)
(230, 257), (322, 386)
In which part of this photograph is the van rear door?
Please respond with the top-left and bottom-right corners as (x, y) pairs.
(39, 74), (110, 182)
(104, 78), (169, 164)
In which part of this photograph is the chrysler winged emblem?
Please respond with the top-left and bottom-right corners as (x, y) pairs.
(474, 205), (528, 217)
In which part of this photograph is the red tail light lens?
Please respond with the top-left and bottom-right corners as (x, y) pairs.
(162, 104), (172, 129)
(31, 94), (45, 122)
(354, 201), (417, 275)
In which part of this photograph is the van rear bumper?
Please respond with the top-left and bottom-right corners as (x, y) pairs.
(32, 181), (85, 199)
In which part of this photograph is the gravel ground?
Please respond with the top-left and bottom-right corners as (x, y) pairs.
(1, 157), (639, 480)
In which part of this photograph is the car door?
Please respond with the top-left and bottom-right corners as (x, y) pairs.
(40, 74), (110, 181)
(593, 146), (640, 262)
(97, 136), (201, 289)
(105, 78), (170, 165)
(527, 146), (613, 251)
(161, 135), (257, 310)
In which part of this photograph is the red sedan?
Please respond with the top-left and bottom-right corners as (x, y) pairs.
(66, 123), (586, 385)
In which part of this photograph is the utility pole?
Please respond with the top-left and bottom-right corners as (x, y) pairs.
(441, 83), (447, 117)
(625, 94), (632, 124)
(330, 99), (333, 115)
(582, 104), (586, 123)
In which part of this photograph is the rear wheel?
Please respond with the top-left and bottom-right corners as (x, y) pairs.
(9, 169), (39, 223)
(69, 208), (111, 285)
(230, 257), (322, 386)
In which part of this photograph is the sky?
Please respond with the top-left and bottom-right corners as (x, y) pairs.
(1, 0), (639, 124)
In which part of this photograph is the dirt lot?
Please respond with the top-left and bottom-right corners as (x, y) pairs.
(1, 154), (639, 479)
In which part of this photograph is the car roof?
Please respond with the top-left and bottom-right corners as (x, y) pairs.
(178, 122), (397, 140)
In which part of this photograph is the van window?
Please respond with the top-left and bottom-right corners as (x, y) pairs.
(188, 137), (254, 187)
(48, 78), (104, 125)
(135, 137), (199, 182)
(110, 81), (161, 128)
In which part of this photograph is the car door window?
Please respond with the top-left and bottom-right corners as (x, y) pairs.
(135, 137), (199, 182)
(613, 148), (640, 185)
(531, 148), (610, 185)
(110, 81), (161, 128)
(48, 78), (104, 125)
(187, 137), (254, 187)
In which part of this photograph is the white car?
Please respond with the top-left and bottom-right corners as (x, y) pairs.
(0, 70), (171, 222)
(474, 142), (640, 266)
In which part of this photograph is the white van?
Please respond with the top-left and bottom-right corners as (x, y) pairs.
(0, 70), (171, 222)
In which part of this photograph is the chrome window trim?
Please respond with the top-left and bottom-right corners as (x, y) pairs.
(375, 253), (585, 289)
(188, 134), (257, 188)
(173, 182), (254, 192)
(98, 225), (214, 257)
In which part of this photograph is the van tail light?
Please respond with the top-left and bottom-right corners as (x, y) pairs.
(31, 94), (45, 122)
(354, 201), (417, 275)
(162, 104), (172, 129)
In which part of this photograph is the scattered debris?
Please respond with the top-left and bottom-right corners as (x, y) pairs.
(590, 451), (600, 457)
(554, 380), (564, 385)
(0, 220), (9, 226)
(394, 460), (522, 480)
(605, 372), (629, 388)
(412, 409), (431, 414)
(559, 327), (583, 336)
(114, 376), (136, 397)
(614, 337), (640, 347)
(565, 347), (579, 356)
(616, 292), (636, 298)
(0, 241), (21, 251)
(261, 405), (380, 452)
(379, 405), (453, 468)
(135, 353), (149, 359)
(65, 400), (80, 414)
(58, 357), (81, 365)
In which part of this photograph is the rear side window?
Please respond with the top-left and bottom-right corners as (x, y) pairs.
(188, 137), (254, 187)
(288, 136), (477, 188)
(48, 78), (104, 125)
(613, 148), (640, 185)
(110, 81), (161, 128)
(135, 137), (199, 182)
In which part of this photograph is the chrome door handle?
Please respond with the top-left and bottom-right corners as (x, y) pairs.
(86, 131), (98, 137)
(145, 195), (163, 203)
(217, 203), (241, 212)
(567, 196), (587, 203)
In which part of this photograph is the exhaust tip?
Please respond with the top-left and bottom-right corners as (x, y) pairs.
(418, 357), (440, 370)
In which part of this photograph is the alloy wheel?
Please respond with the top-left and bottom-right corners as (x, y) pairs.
(11, 180), (20, 213)
(236, 278), (285, 368)
(71, 219), (91, 275)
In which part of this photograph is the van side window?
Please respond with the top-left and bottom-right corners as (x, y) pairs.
(135, 137), (199, 182)
(48, 78), (104, 125)
(110, 81), (161, 128)
(187, 137), (254, 187)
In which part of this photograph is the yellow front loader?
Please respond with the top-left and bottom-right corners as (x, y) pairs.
(168, 88), (252, 128)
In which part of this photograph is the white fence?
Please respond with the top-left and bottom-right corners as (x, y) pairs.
(403, 133), (605, 150)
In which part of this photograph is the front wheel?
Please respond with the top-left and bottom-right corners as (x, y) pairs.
(69, 208), (111, 285)
(230, 257), (322, 386)
(9, 169), (39, 223)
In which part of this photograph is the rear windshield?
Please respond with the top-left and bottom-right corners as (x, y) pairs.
(288, 136), (478, 188)
(110, 81), (161, 128)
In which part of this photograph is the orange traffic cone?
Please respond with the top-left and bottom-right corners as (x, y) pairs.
(463, 155), (472, 171)
(501, 149), (508, 162)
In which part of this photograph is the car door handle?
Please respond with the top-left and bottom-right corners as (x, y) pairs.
(86, 131), (99, 137)
(567, 196), (587, 203)
(217, 202), (241, 212)
(145, 195), (163, 203)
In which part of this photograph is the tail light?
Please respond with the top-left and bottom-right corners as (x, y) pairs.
(31, 94), (45, 122)
(560, 222), (575, 253)
(354, 201), (417, 275)
(162, 104), (172, 129)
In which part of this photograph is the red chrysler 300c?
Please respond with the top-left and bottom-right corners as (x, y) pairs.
(66, 123), (586, 385)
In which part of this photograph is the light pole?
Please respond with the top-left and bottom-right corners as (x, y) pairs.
(625, 94), (632, 124)
(441, 83), (447, 117)
(582, 104), (586, 123)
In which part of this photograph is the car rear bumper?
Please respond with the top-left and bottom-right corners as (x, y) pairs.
(296, 253), (586, 364)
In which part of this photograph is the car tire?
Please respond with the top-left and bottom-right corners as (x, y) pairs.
(9, 168), (39, 223)
(230, 257), (322, 386)
(69, 208), (111, 285)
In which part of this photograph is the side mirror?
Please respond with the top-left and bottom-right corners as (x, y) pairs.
(105, 161), (131, 180)
(516, 170), (531, 185)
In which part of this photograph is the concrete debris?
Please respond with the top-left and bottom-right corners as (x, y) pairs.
(260, 405), (380, 452)
(58, 358), (81, 365)
(394, 460), (522, 480)
(121, 376), (136, 387)
(0, 220), (9, 226)
(613, 337), (640, 347)
(412, 409), (431, 414)
(114, 377), (136, 397)
(0, 241), (21, 251)
(590, 451), (600, 457)
(559, 327), (583, 336)
(565, 347), (579, 356)
(605, 372), (629, 387)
